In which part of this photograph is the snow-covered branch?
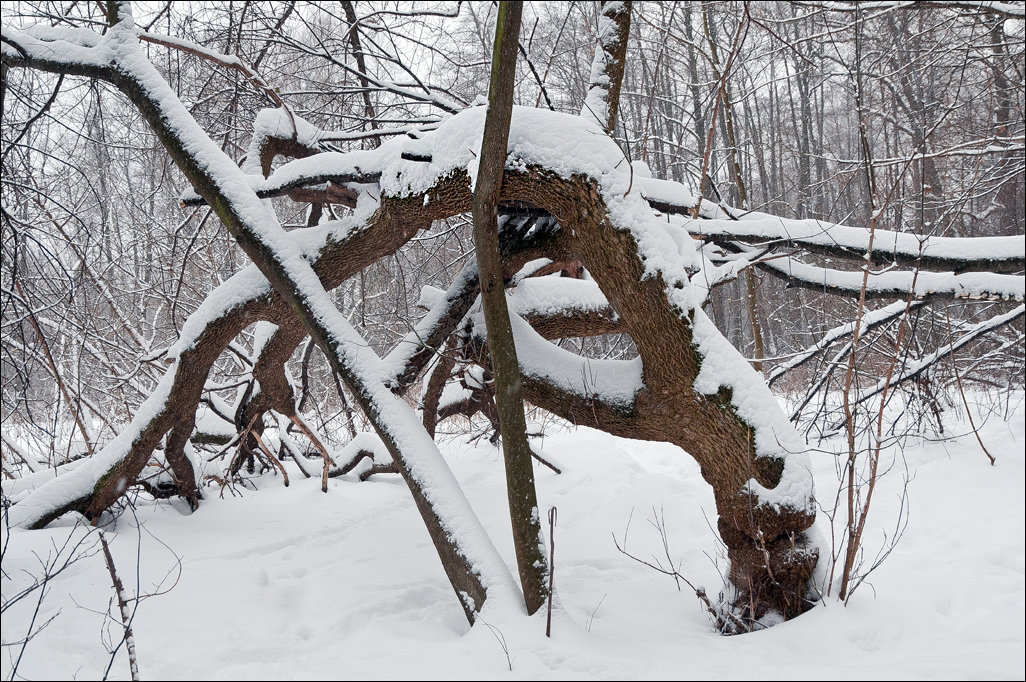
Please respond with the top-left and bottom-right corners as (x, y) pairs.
(686, 213), (1025, 273)
(580, 1), (633, 134)
(757, 255), (1024, 301)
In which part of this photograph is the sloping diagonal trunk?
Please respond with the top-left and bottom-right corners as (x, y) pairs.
(12, 2), (522, 624)
(581, 1), (632, 134)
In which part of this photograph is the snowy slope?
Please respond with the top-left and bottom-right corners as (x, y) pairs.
(2, 394), (1023, 680)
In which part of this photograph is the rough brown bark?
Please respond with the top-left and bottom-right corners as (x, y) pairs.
(421, 344), (457, 440)
(499, 168), (818, 622)
(163, 417), (199, 509)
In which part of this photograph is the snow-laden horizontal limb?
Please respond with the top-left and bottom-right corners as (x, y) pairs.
(757, 255), (1024, 301)
(686, 213), (1025, 273)
(171, 102), (1023, 278)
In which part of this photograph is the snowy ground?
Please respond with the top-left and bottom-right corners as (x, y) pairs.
(2, 394), (1024, 680)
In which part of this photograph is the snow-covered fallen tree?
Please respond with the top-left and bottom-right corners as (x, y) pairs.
(3, 0), (1023, 631)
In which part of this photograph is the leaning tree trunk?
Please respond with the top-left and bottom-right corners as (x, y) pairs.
(575, 0), (811, 624)
(581, 0), (632, 135)
(7, 1), (523, 625)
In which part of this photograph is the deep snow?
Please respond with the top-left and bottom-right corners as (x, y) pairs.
(2, 394), (1023, 680)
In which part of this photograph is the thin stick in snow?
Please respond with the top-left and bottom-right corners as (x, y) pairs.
(249, 428), (291, 487)
(288, 413), (337, 492)
(99, 532), (140, 682)
(944, 307), (997, 466)
(546, 506), (556, 638)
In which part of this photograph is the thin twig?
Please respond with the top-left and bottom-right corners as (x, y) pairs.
(944, 307), (996, 465)
(288, 414), (337, 492)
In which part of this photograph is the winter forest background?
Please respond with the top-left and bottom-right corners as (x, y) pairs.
(1, 1), (1023, 679)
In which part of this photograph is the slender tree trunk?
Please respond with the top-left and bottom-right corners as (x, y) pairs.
(990, 20), (1022, 234)
(581, 1), (632, 135)
(683, 4), (709, 196)
(704, 5), (763, 371)
(341, 0), (381, 148)
(472, 0), (549, 616)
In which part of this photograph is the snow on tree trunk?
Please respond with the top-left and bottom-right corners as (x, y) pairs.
(499, 165), (819, 623)
(5, 4), (523, 624)
(8, 6), (1021, 628)
(580, 1), (632, 135)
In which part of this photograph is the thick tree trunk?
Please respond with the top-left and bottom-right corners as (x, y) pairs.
(498, 168), (819, 625)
